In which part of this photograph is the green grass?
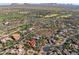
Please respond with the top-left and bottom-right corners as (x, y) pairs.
(0, 13), (26, 20)
(6, 40), (14, 48)
(20, 24), (32, 31)
(27, 32), (35, 40)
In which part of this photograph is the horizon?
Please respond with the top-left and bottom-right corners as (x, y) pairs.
(0, 3), (79, 5)
(0, 0), (79, 5)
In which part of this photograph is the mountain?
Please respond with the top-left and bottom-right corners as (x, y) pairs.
(0, 3), (79, 9)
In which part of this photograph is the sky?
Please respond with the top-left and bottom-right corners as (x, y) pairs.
(0, 0), (79, 5)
